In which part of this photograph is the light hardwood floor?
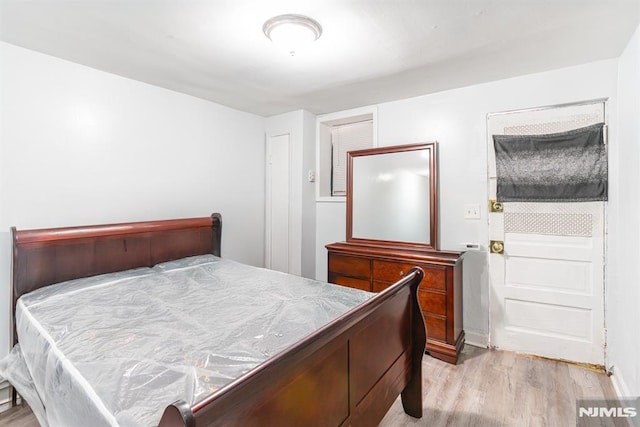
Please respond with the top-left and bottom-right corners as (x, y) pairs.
(0, 404), (38, 427)
(0, 345), (622, 426)
(381, 345), (624, 427)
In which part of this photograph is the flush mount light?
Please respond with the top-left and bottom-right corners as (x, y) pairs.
(263, 14), (322, 56)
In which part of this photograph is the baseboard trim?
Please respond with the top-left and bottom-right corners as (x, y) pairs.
(464, 330), (489, 348)
(609, 366), (639, 427)
(611, 365), (633, 398)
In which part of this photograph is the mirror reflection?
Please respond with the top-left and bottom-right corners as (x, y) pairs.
(347, 143), (437, 249)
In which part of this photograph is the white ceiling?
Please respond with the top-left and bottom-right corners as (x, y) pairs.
(1, 1), (638, 117)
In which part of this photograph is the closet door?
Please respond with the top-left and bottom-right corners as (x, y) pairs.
(266, 133), (290, 273)
(487, 101), (606, 365)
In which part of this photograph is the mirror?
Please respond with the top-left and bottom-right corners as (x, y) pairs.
(347, 142), (438, 250)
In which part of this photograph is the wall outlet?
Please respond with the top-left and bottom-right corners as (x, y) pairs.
(464, 204), (481, 219)
(308, 170), (315, 183)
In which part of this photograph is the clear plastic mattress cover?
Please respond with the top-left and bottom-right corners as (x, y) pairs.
(0, 255), (373, 426)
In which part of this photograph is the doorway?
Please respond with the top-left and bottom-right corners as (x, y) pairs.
(266, 133), (290, 273)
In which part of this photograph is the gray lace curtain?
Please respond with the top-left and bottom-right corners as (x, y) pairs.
(493, 123), (607, 202)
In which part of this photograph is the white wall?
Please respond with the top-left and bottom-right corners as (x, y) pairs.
(608, 24), (640, 399)
(264, 109), (317, 278)
(0, 42), (266, 360)
(315, 59), (619, 346)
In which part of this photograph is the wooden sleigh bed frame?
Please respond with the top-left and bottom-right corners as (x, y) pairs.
(11, 213), (426, 427)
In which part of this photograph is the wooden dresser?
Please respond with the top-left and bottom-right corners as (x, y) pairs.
(326, 241), (464, 364)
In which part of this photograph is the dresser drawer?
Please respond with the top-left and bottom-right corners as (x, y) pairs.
(331, 275), (371, 292)
(328, 254), (371, 279)
(372, 260), (446, 291)
(372, 260), (412, 282)
(424, 314), (447, 342)
(372, 280), (390, 293)
(422, 267), (446, 291)
(418, 290), (446, 316)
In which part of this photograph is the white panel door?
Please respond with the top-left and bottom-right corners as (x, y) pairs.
(488, 102), (606, 365)
(266, 134), (290, 273)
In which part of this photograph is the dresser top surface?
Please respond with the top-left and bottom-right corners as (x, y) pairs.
(326, 241), (463, 265)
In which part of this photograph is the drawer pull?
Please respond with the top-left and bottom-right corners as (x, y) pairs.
(399, 271), (404, 276)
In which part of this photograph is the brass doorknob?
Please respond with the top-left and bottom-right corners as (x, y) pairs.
(490, 240), (504, 254)
(489, 200), (504, 213)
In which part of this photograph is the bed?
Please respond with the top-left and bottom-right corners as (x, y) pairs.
(5, 213), (426, 426)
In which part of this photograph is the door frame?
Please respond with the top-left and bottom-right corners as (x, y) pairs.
(265, 132), (292, 272)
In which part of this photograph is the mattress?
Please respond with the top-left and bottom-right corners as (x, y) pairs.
(0, 255), (373, 426)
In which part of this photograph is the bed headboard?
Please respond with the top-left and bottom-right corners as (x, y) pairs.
(10, 213), (222, 344)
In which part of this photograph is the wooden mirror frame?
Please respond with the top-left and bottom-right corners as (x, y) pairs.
(346, 142), (438, 250)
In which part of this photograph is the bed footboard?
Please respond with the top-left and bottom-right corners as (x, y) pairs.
(159, 267), (426, 427)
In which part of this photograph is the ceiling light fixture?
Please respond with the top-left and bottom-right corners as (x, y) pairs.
(263, 14), (322, 56)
